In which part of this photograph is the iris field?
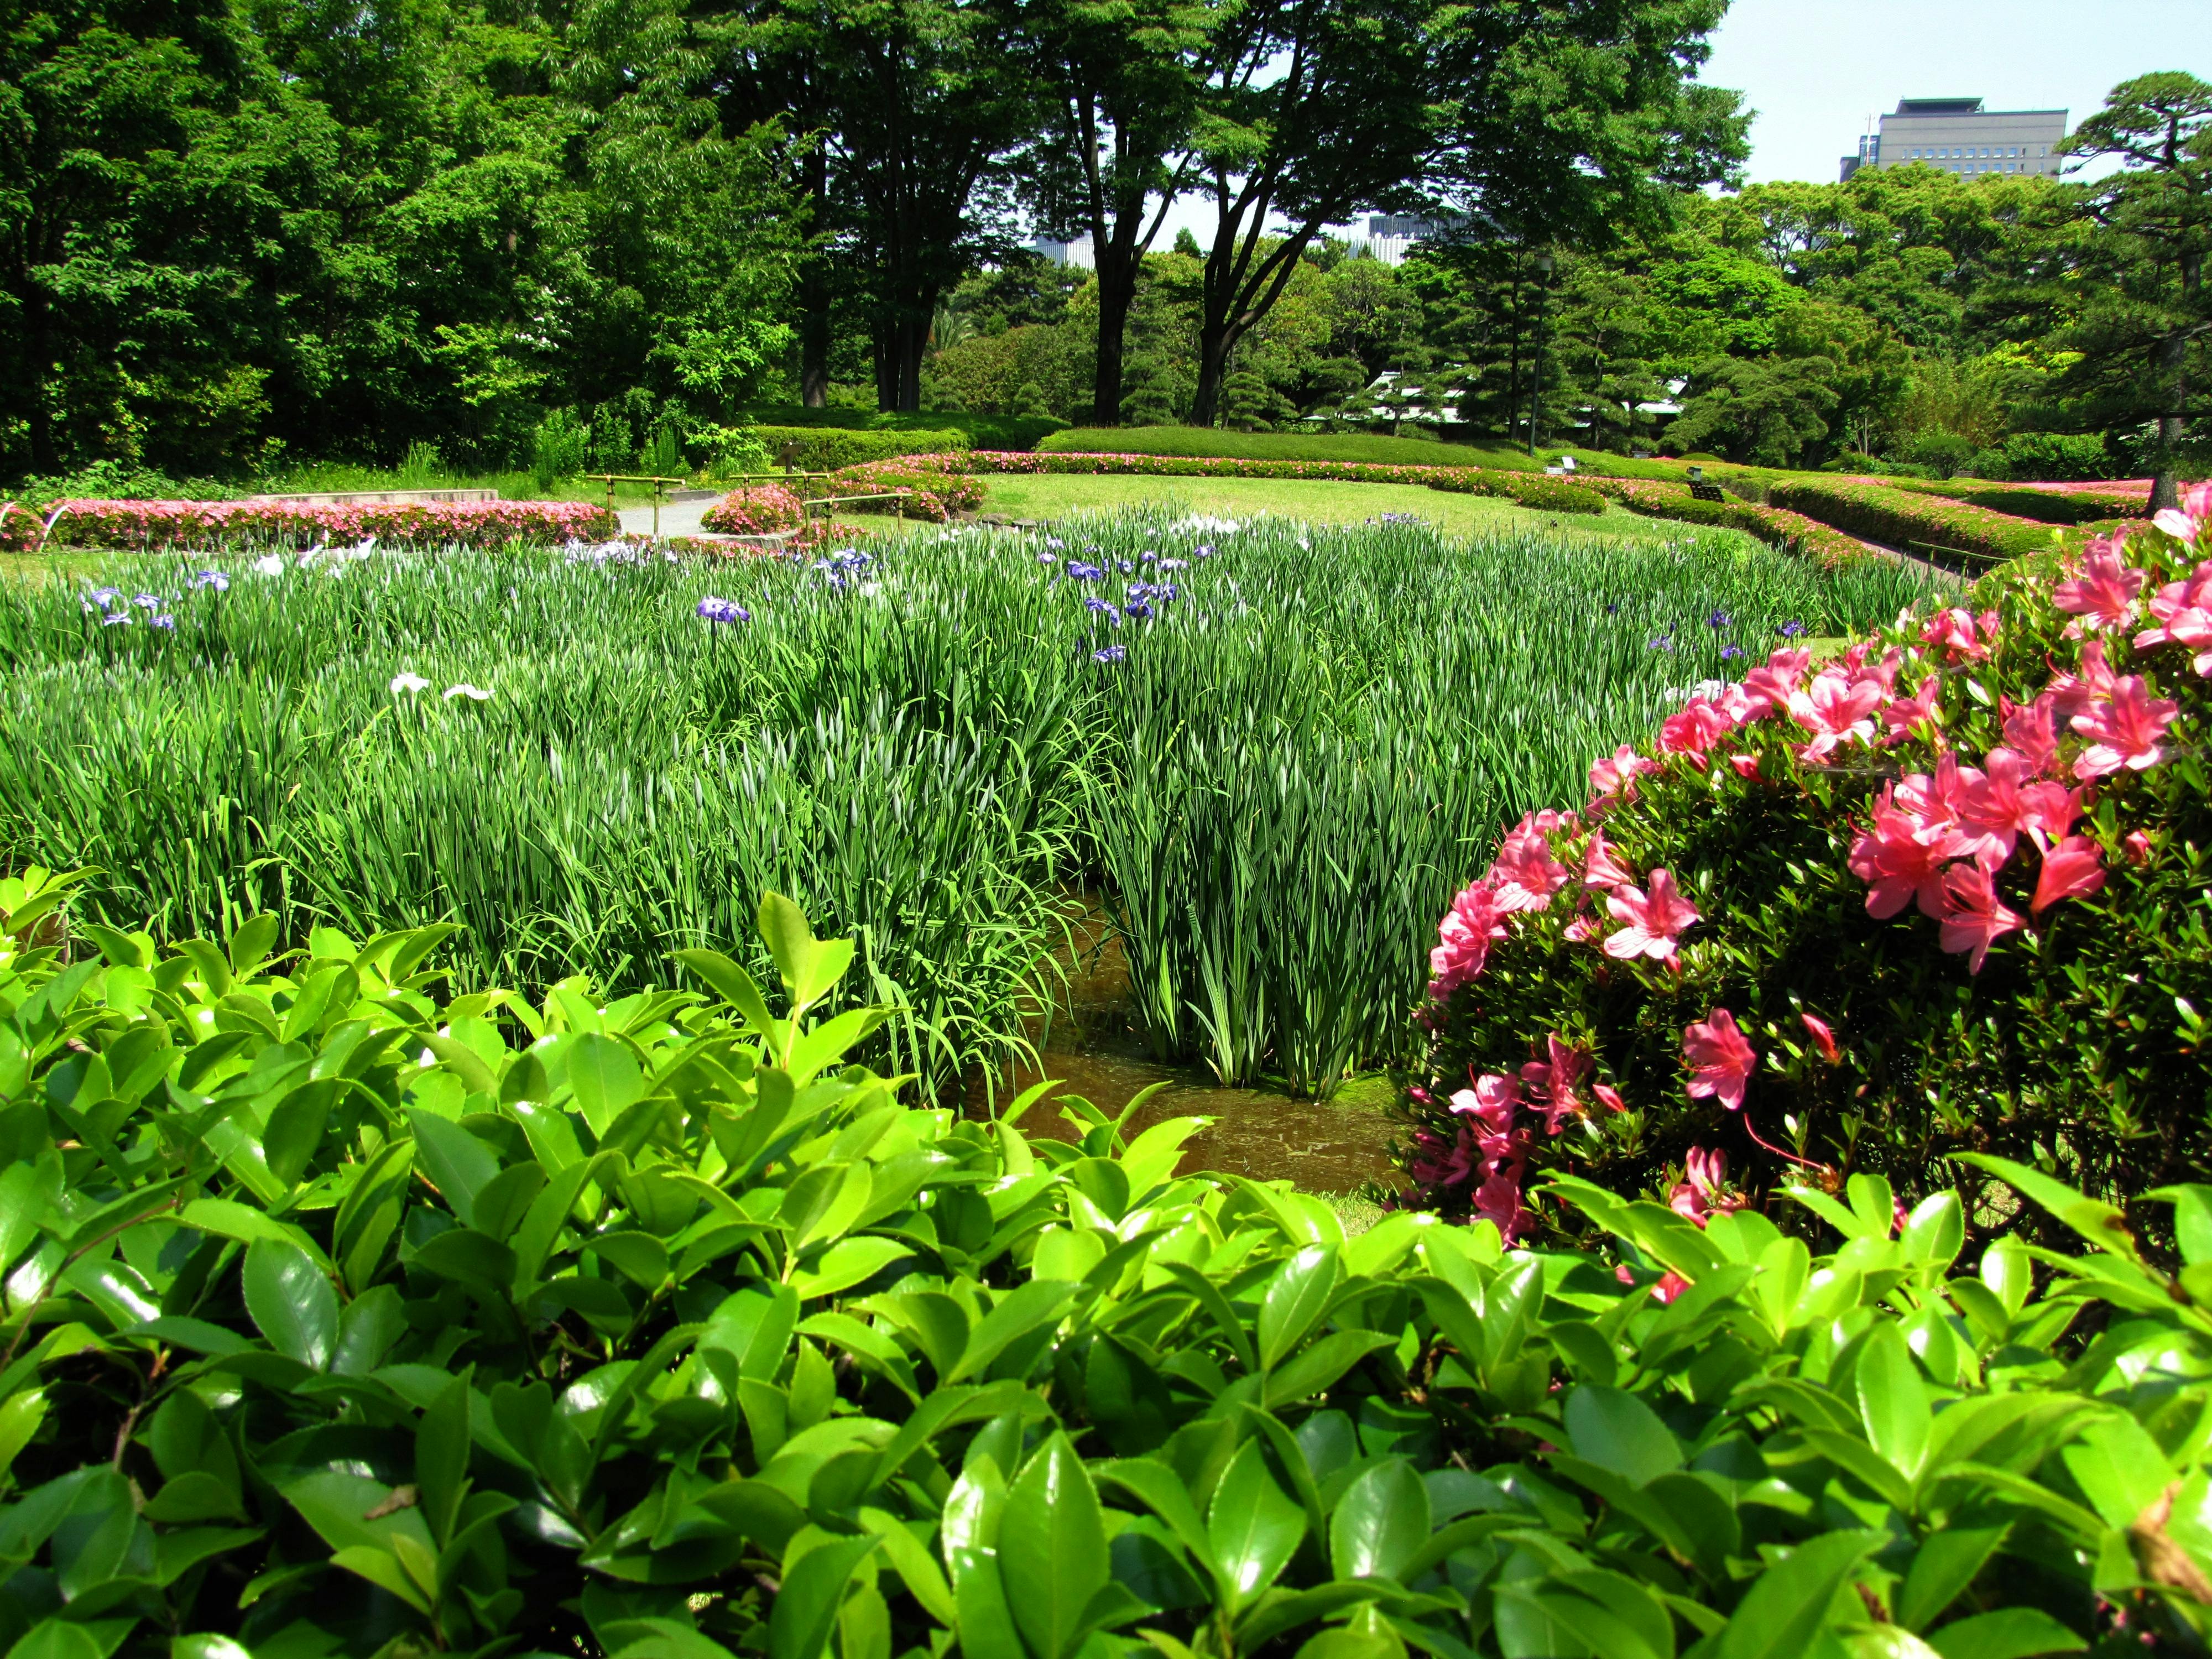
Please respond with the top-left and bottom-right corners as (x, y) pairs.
(0, 513), (1943, 1096)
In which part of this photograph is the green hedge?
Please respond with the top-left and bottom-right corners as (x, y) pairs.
(1765, 476), (2083, 562)
(745, 409), (1067, 450)
(744, 426), (975, 473)
(7, 872), (2212, 1659)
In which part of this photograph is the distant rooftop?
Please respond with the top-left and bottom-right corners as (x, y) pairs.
(1896, 98), (1985, 115)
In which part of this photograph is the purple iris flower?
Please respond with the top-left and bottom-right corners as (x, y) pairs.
(1093, 645), (1126, 664)
(1778, 619), (1806, 638)
(190, 571), (230, 592)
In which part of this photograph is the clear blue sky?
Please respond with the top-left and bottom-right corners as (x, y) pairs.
(1700, 0), (2207, 184)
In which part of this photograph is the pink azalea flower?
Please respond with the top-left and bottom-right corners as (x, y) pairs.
(2151, 482), (2212, 545)
(1604, 868), (1702, 963)
(2072, 675), (2180, 778)
(1683, 1007), (1757, 1111)
(1847, 786), (1953, 920)
(2000, 692), (2061, 777)
(1843, 641), (1905, 693)
(1582, 828), (1635, 890)
(2125, 828), (2154, 866)
(1658, 698), (1735, 768)
(2018, 780), (2083, 852)
(1937, 862), (2025, 974)
(1449, 1073), (1523, 1134)
(1895, 753), (1973, 849)
(1428, 880), (1507, 999)
(2046, 639), (2117, 726)
(1472, 1161), (1536, 1243)
(1489, 815), (1572, 912)
(1588, 743), (1654, 812)
(1726, 751), (1761, 779)
(1787, 667), (1884, 761)
(1881, 674), (1946, 746)
(1406, 1124), (1475, 1188)
(2051, 535), (2148, 632)
(1670, 1147), (1743, 1228)
(1520, 1032), (1595, 1134)
(1800, 1011), (1839, 1063)
(1651, 1270), (1691, 1304)
(1921, 607), (2000, 664)
(2134, 560), (2212, 676)
(1955, 748), (2036, 865)
(2030, 834), (2106, 914)
(1740, 648), (1811, 719)
(1593, 1082), (1626, 1113)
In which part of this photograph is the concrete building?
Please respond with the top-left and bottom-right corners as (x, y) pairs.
(1031, 233), (1096, 269)
(1839, 97), (2068, 183)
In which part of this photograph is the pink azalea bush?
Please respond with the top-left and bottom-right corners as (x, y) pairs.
(1399, 480), (2212, 1259)
(698, 485), (808, 536)
(9, 497), (616, 552)
(830, 455), (985, 523)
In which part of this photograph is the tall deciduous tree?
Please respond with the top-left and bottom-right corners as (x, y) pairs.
(1018, 0), (1212, 425)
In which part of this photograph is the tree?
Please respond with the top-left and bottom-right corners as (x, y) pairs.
(1667, 353), (1840, 466)
(1184, 0), (1443, 426)
(1019, 0), (1213, 425)
(2011, 73), (2212, 511)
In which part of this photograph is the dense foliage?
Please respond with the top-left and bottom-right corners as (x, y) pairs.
(0, 513), (1937, 1099)
(1397, 493), (2212, 1262)
(9, 879), (2212, 1658)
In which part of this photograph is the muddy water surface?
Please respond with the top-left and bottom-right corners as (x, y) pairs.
(965, 900), (1401, 1194)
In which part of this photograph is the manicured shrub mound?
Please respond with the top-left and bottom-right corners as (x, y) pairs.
(0, 497), (617, 552)
(6, 877), (2212, 1659)
(1591, 479), (1867, 570)
(830, 455), (986, 521)
(700, 484), (808, 535)
(1397, 486), (2212, 1260)
(744, 407), (1067, 450)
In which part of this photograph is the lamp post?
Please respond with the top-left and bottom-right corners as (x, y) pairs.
(1526, 252), (1553, 457)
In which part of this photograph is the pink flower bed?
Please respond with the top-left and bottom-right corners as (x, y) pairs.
(1399, 481), (2212, 1255)
(699, 486), (807, 536)
(5, 497), (617, 552)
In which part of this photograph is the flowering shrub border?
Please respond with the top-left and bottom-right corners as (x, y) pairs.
(747, 424), (974, 471)
(5, 497), (617, 552)
(1399, 483), (2212, 1260)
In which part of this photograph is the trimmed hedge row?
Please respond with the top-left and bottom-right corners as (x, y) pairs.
(742, 408), (1067, 450)
(964, 450), (1611, 514)
(746, 426), (975, 473)
(1859, 476), (2137, 527)
(1764, 477), (2096, 562)
(1587, 479), (1870, 570)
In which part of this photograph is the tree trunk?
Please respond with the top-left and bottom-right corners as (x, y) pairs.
(2150, 324), (2188, 513)
(1190, 324), (1231, 429)
(1091, 263), (1134, 427)
(798, 148), (830, 408)
(873, 319), (898, 413)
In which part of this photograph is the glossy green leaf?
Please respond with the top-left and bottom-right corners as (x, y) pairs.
(1328, 1457), (1427, 1580)
(1564, 1385), (1682, 1487)
(766, 1533), (880, 1659)
(242, 1238), (336, 1370)
(1000, 1434), (1109, 1659)
(1208, 1438), (1306, 1613)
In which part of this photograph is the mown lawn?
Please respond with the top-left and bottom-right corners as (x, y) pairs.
(965, 472), (1721, 542)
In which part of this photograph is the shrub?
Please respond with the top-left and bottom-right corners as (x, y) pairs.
(530, 408), (591, 490)
(1396, 493), (2212, 1264)
(2003, 430), (2124, 482)
(746, 426), (974, 473)
(9, 877), (2212, 1658)
(830, 455), (985, 521)
(1765, 476), (2086, 562)
(4, 497), (617, 552)
(969, 451), (1613, 515)
(700, 485), (808, 536)
(1903, 430), (1978, 478)
(745, 410), (1066, 451)
(1039, 425), (1520, 467)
